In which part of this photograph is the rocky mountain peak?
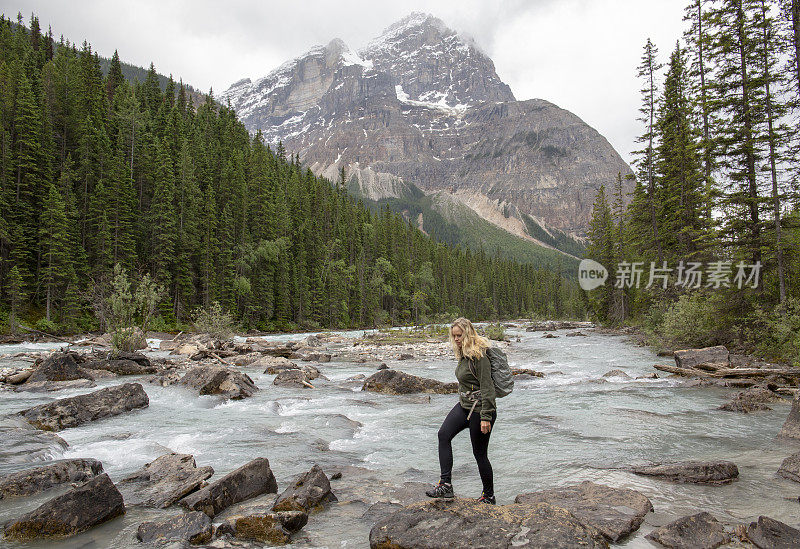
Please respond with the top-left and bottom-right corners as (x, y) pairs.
(358, 12), (513, 107)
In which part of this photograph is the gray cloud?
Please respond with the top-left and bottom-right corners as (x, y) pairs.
(2, 0), (686, 165)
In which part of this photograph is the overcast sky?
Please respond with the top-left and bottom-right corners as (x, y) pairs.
(2, 0), (687, 165)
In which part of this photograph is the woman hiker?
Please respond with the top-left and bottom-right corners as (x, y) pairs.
(425, 317), (497, 504)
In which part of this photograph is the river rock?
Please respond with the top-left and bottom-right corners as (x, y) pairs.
(119, 453), (214, 508)
(566, 331), (588, 337)
(542, 333), (559, 338)
(252, 355), (295, 370)
(362, 369), (458, 395)
(745, 515), (800, 548)
(20, 382), (149, 431)
(719, 386), (784, 413)
(0, 458), (104, 500)
(645, 512), (730, 549)
(26, 353), (93, 384)
(179, 365), (258, 400)
(632, 460), (738, 485)
(514, 481), (653, 542)
(136, 511), (212, 544)
(674, 345), (729, 369)
(265, 362), (320, 379)
(602, 369), (631, 379)
(777, 452), (800, 483)
(273, 369), (315, 388)
(173, 343), (200, 356)
(83, 352), (156, 375)
(778, 398), (800, 439)
(512, 368), (545, 378)
(180, 457), (278, 517)
(216, 511), (308, 544)
(304, 352), (331, 362)
(369, 498), (608, 549)
(272, 464), (337, 512)
(2, 473), (125, 541)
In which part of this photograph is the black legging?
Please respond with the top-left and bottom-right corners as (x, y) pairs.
(437, 401), (497, 496)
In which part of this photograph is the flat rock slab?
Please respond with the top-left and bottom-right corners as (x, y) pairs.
(719, 386), (784, 413)
(137, 511), (212, 545)
(0, 458), (104, 500)
(362, 369), (458, 395)
(0, 421), (69, 464)
(369, 498), (608, 549)
(273, 369), (316, 388)
(119, 453), (214, 508)
(179, 365), (258, 400)
(272, 464), (337, 512)
(632, 460), (738, 485)
(779, 399), (800, 440)
(746, 515), (800, 548)
(674, 346), (729, 369)
(82, 358), (156, 375)
(216, 511), (308, 544)
(514, 481), (653, 541)
(2, 473), (125, 541)
(645, 512), (730, 549)
(19, 382), (149, 431)
(15, 379), (97, 392)
(180, 457), (277, 517)
(778, 452), (800, 483)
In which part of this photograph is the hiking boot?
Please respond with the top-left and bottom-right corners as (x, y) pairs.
(425, 480), (454, 498)
(477, 492), (496, 505)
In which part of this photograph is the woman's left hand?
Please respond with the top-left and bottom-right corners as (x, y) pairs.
(480, 420), (491, 434)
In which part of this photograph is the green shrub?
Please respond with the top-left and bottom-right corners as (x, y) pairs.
(746, 298), (800, 366)
(659, 290), (723, 348)
(483, 322), (506, 341)
(193, 301), (235, 340)
(34, 318), (58, 334)
(108, 264), (163, 352)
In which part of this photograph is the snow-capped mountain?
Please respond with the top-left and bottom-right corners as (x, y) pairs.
(221, 12), (632, 245)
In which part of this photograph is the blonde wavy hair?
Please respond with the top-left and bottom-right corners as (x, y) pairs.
(449, 317), (490, 360)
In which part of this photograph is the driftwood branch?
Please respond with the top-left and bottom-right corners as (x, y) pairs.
(209, 352), (232, 366)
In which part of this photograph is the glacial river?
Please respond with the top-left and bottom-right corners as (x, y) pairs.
(0, 325), (797, 548)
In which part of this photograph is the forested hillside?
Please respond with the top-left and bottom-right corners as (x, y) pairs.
(586, 0), (800, 364)
(0, 14), (585, 334)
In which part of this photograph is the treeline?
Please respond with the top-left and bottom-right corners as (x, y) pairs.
(587, 0), (800, 363)
(0, 14), (585, 334)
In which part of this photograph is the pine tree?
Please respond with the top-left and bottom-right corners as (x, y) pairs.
(587, 185), (616, 322)
(633, 38), (665, 262)
(39, 180), (71, 320)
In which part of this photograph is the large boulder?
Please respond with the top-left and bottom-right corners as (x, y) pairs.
(645, 512), (730, 549)
(136, 511), (212, 545)
(272, 464), (337, 512)
(719, 386), (784, 412)
(362, 369), (458, 395)
(2, 473), (125, 541)
(119, 453), (214, 508)
(778, 398), (800, 440)
(26, 353), (94, 384)
(745, 516), (800, 548)
(0, 458), (104, 500)
(514, 481), (652, 542)
(179, 365), (258, 400)
(778, 452), (800, 483)
(369, 498), (608, 548)
(180, 457), (278, 517)
(19, 382), (149, 431)
(674, 345), (729, 369)
(215, 511), (308, 544)
(631, 460), (738, 485)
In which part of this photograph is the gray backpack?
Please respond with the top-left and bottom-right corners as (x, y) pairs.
(470, 347), (514, 398)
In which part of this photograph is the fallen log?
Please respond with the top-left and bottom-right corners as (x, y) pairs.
(714, 368), (800, 378)
(654, 364), (711, 377)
